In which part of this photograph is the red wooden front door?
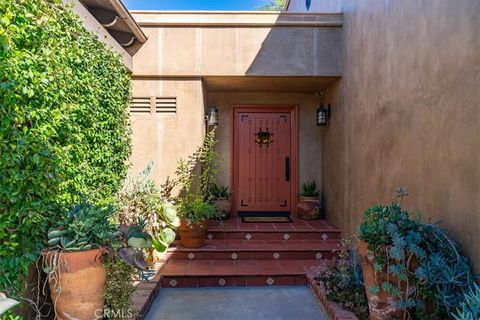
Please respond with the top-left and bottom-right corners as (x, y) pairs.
(235, 112), (292, 214)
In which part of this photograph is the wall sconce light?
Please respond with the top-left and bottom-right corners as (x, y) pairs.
(206, 104), (219, 127)
(316, 103), (331, 127)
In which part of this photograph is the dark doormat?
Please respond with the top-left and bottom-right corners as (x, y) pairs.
(242, 216), (292, 223)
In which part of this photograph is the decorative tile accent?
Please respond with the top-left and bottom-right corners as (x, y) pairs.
(283, 233), (290, 240)
(273, 252), (280, 259)
(218, 278), (226, 286)
(188, 253), (195, 260)
(321, 233), (328, 240)
(169, 279), (177, 287)
(207, 233), (213, 240)
(231, 252), (238, 260)
(266, 277), (275, 285)
(245, 233), (252, 240)
(315, 252), (323, 260)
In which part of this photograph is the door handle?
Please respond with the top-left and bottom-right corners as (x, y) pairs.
(285, 157), (290, 182)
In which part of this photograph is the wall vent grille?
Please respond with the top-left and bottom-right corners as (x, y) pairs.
(129, 97), (151, 114)
(155, 97), (177, 114)
(130, 97), (177, 114)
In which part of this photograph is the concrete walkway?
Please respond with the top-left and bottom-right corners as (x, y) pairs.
(144, 286), (328, 320)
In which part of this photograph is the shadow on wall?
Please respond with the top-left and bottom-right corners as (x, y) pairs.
(245, 12), (342, 77)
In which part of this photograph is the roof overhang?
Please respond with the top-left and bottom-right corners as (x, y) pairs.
(79, 0), (147, 55)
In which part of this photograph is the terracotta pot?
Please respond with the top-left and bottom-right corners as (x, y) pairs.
(297, 196), (321, 220)
(178, 221), (208, 248)
(358, 240), (406, 320)
(214, 198), (231, 220)
(43, 249), (106, 320)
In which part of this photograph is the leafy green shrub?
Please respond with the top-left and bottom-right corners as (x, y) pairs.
(47, 202), (116, 251)
(175, 129), (219, 224)
(177, 196), (218, 224)
(103, 258), (136, 320)
(116, 164), (180, 263)
(300, 180), (319, 197)
(314, 238), (369, 319)
(0, 0), (131, 295)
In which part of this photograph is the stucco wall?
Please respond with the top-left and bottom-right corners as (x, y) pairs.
(130, 79), (206, 184)
(131, 12), (342, 77)
(207, 92), (322, 194)
(322, 0), (480, 271)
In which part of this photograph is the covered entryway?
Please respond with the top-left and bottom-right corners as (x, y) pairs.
(232, 105), (298, 217)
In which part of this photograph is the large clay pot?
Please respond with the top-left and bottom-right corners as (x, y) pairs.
(178, 221), (208, 248)
(297, 196), (321, 220)
(214, 198), (231, 220)
(43, 249), (106, 320)
(358, 241), (405, 320)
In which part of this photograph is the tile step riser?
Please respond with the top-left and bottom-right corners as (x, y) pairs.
(161, 275), (307, 288)
(168, 251), (336, 261)
(198, 232), (340, 241)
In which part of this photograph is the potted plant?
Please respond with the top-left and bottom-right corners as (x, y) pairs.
(298, 180), (321, 220)
(211, 184), (231, 220)
(42, 202), (116, 320)
(177, 195), (217, 247)
(175, 129), (219, 247)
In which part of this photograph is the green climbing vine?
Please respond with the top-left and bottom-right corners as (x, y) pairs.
(0, 0), (132, 296)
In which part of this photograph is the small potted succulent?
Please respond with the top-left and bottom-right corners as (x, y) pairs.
(210, 184), (231, 220)
(297, 180), (321, 220)
(43, 202), (116, 320)
(177, 195), (217, 248)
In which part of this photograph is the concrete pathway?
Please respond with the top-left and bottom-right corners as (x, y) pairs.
(144, 286), (328, 320)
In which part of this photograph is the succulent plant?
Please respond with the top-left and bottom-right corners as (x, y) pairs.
(210, 184), (230, 199)
(300, 180), (319, 197)
(47, 202), (115, 251)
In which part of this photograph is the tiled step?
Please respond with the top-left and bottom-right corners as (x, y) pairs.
(159, 259), (325, 288)
(166, 239), (340, 260)
(161, 275), (307, 288)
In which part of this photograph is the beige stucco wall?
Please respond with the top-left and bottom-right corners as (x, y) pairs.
(131, 12), (342, 77)
(130, 79), (206, 184)
(321, 0), (480, 271)
(207, 92), (322, 194)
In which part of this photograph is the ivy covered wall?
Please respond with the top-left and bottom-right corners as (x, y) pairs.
(0, 0), (132, 295)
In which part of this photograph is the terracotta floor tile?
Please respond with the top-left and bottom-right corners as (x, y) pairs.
(256, 260), (282, 275)
(234, 260), (258, 275)
(255, 223), (276, 231)
(280, 260), (306, 274)
(186, 260), (212, 276)
(273, 223), (295, 231)
(244, 240), (265, 249)
(212, 260), (235, 276)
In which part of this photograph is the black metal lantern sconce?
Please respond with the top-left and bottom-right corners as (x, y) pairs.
(316, 103), (331, 127)
(315, 91), (331, 127)
(205, 104), (219, 127)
